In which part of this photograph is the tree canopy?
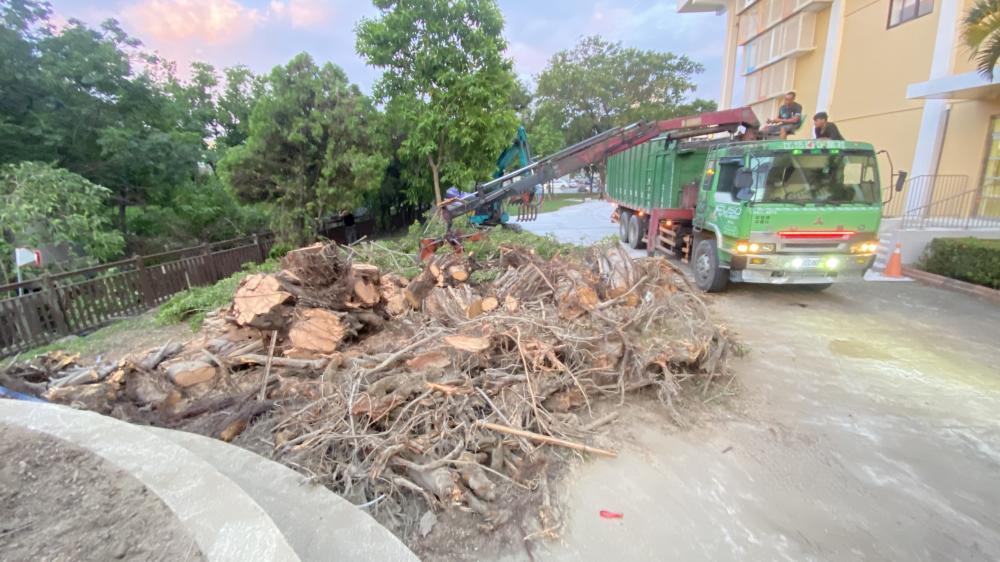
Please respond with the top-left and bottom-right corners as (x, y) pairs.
(532, 36), (716, 146)
(962, 0), (1000, 79)
(220, 54), (387, 245)
(0, 162), (125, 278)
(356, 0), (519, 205)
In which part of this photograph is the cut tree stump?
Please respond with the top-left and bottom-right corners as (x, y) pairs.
(232, 274), (293, 328)
(166, 361), (217, 387)
(287, 308), (348, 355)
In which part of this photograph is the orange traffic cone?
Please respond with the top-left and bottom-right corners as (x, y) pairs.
(883, 243), (903, 278)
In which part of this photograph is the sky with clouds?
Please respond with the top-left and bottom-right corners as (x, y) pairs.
(49, 0), (727, 103)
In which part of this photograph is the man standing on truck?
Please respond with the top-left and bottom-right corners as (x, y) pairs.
(761, 92), (803, 140)
(813, 112), (844, 140)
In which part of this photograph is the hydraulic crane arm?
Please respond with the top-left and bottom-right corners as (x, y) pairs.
(440, 107), (760, 226)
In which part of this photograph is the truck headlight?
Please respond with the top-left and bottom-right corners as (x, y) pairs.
(825, 257), (840, 269)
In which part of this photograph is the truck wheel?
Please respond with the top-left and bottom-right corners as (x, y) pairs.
(627, 214), (645, 250)
(693, 239), (728, 292)
(618, 210), (632, 244)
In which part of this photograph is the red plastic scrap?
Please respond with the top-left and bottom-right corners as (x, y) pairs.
(599, 510), (623, 519)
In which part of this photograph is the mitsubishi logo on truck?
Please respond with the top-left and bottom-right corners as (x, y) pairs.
(813, 216), (824, 225)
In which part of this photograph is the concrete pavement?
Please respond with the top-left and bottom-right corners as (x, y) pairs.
(538, 271), (1000, 561)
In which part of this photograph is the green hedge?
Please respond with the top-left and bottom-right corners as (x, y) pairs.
(919, 237), (1000, 289)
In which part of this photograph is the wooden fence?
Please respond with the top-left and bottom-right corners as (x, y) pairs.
(0, 234), (275, 358)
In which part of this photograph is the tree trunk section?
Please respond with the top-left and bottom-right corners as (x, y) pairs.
(429, 156), (442, 207)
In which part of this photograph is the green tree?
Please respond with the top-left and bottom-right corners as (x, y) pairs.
(216, 65), (267, 150)
(962, 0), (1000, 79)
(219, 53), (386, 245)
(535, 36), (714, 142)
(356, 0), (519, 206)
(533, 35), (715, 188)
(0, 162), (124, 280)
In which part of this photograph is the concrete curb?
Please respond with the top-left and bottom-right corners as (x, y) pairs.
(0, 400), (299, 562)
(901, 266), (1000, 304)
(149, 427), (418, 562)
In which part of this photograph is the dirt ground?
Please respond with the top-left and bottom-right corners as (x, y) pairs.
(0, 424), (204, 562)
(530, 280), (1000, 561)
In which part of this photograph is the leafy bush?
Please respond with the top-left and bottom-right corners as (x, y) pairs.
(157, 259), (279, 329)
(126, 177), (270, 254)
(0, 162), (125, 281)
(919, 237), (1000, 289)
(269, 243), (294, 260)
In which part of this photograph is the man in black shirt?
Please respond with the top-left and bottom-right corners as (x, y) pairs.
(762, 91), (803, 140)
(813, 112), (844, 140)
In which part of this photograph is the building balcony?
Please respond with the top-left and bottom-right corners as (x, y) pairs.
(906, 69), (1000, 100)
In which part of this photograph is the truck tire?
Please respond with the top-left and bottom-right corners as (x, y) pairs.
(693, 239), (728, 292)
(618, 209), (632, 244)
(627, 214), (645, 250)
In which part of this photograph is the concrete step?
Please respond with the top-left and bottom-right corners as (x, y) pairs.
(149, 427), (417, 562)
(0, 400), (299, 561)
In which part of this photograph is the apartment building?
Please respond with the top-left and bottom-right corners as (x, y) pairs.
(679, 0), (1000, 217)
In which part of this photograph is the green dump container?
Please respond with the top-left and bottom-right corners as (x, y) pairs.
(606, 138), (709, 211)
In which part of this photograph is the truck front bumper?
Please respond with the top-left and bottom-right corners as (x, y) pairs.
(728, 254), (875, 285)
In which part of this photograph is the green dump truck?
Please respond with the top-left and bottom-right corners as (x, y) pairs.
(608, 125), (906, 291)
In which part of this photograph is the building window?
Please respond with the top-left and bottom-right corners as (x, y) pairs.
(888, 0), (933, 28)
(978, 116), (1000, 217)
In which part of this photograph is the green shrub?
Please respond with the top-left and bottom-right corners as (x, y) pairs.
(157, 259), (280, 329)
(268, 243), (294, 260)
(918, 237), (1000, 289)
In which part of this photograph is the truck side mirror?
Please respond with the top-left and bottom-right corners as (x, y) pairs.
(895, 170), (908, 192)
(734, 168), (753, 190)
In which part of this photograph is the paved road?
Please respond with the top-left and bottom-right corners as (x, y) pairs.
(516, 199), (625, 246)
(521, 204), (1000, 561)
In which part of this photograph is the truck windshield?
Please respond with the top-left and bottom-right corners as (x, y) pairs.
(753, 152), (880, 204)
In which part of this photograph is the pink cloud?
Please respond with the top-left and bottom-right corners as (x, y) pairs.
(122, 0), (263, 45)
(269, 0), (333, 29)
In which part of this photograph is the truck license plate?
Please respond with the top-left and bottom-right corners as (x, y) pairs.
(800, 257), (822, 268)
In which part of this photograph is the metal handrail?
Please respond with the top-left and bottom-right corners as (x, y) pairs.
(900, 184), (1000, 230)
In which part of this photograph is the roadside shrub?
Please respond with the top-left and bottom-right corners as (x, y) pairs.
(918, 237), (1000, 289)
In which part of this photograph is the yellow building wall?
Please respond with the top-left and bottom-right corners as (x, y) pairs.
(793, 6), (830, 117)
(832, 0), (937, 121)
(937, 100), (1000, 185)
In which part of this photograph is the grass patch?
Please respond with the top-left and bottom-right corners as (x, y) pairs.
(157, 259), (280, 329)
(3, 314), (163, 366)
(506, 192), (590, 215)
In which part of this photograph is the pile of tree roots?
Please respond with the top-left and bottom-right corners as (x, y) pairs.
(1, 240), (735, 544)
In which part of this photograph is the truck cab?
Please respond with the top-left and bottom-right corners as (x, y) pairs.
(690, 139), (886, 291)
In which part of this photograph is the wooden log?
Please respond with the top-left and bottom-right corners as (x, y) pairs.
(403, 266), (437, 309)
(465, 298), (484, 319)
(351, 263), (381, 280)
(166, 361), (217, 387)
(448, 265), (469, 283)
(481, 296), (499, 313)
(504, 295), (519, 312)
(480, 422), (617, 458)
(139, 341), (183, 371)
(443, 334), (491, 353)
(232, 274), (293, 328)
(287, 308), (348, 355)
(405, 351), (451, 371)
(352, 279), (380, 306)
(233, 354), (327, 370)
